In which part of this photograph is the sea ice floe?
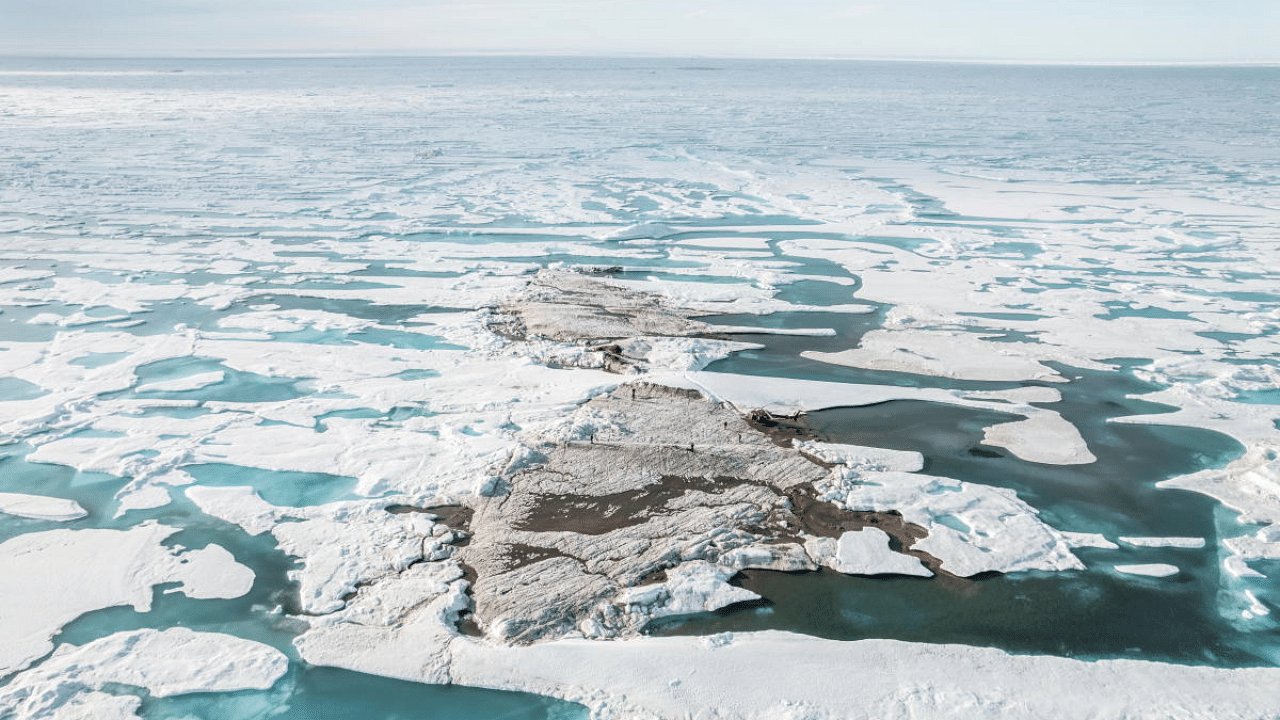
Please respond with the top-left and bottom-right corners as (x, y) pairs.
(981, 413), (1097, 465)
(612, 560), (761, 622)
(1118, 536), (1206, 549)
(594, 276), (874, 316)
(820, 469), (1083, 576)
(0, 491), (87, 521)
(0, 267), (55, 285)
(805, 528), (933, 577)
(0, 523), (254, 675)
(134, 370), (225, 393)
(0, 330), (197, 443)
(294, 559), (467, 685)
(1060, 531), (1119, 550)
(661, 368), (1097, 468)
(16, 275), (189, 313)
(1152, 435), (1280, 528)
(1114, 564), (1180, 578)
(0, 628), (288, 720)
(297, 624), (1280, 720)
(662, 370), (1094, 467)
(792, 440), (924, 472)
(1242, 590), (1270, 620)
(260, 272), (524, 310)
(28, 310), (134, 327)
(674, 236), (774, 251)
(1222, 527), (1280, 579)
(803, 328), (1065, 383)
(216, 308), (373, 335)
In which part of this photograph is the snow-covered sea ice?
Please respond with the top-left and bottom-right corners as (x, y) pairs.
(1, 56), (1278, 719)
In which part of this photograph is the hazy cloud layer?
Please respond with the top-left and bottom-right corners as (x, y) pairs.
(2, 0), (1277, 61)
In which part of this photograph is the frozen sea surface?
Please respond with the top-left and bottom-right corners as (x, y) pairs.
(1, 56), (1279, 718)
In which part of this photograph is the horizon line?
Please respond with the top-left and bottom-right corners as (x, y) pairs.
(2, 49), (1279, 68)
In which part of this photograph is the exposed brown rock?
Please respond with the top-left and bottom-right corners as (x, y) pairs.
(455, 382), (937, 644)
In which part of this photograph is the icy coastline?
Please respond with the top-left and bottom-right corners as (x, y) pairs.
(1, 57), (1278, 719)
(289, 269), (1278, 718)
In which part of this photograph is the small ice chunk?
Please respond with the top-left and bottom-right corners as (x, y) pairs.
(1222, 528), (1280, 579)
(719, 543), (816, 572)
(981, 413), (1096, 466)
(615, 561), (759, 618)
(114, 485), (175, 516)
(168, 544), (256, 599)
(1119, 536), (1206, 549)
(1114, 563), (1180, 578)
(1242, 590), (1270, 619)
(1223, 556), (1265, 579)
(0, 492), (88, 522)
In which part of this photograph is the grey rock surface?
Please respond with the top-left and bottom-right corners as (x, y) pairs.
(459, 382), (927, 643)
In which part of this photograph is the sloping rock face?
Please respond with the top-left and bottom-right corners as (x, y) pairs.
(488, 269), (732, 373)
(435, 271), (949, 644)
(458, 382), (930, 644)
(491, 270), (716, 344)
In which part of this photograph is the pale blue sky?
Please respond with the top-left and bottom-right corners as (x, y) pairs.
(1, 0), (1277, 62)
